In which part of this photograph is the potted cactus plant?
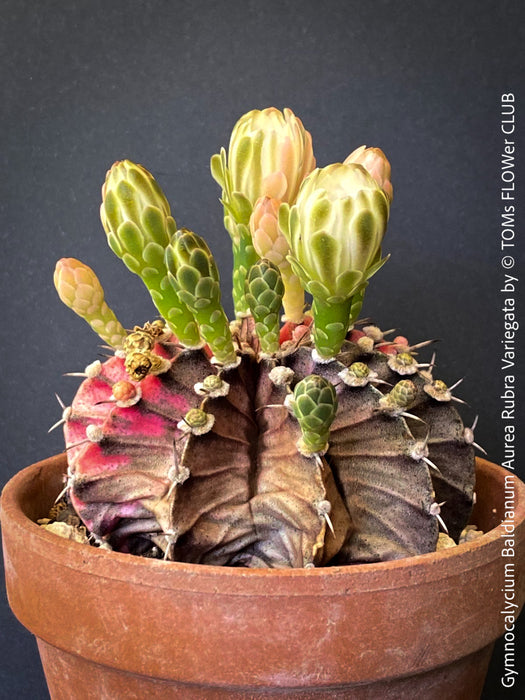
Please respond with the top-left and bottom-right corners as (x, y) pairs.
(1, 107), (524, 698)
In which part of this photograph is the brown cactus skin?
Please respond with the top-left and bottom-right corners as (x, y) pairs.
(58, 320), (475, 568)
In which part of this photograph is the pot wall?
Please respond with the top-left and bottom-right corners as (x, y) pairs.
(2, 456), (524, 698)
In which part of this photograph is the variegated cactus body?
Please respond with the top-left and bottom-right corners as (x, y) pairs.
(59, 321), (475, 566)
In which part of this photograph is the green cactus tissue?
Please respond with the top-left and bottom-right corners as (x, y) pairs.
(50, 107), (480, 568)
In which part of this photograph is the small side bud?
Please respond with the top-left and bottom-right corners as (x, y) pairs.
(379, 380), (417, 415)
(387, 352), (419, 376)
(339, 361), (378, 387)
(194, 374), (230, 397)
(177, 408), (215, 436)
(54, 258), (127, 348)
(292, 375), (338, 456)
(112, 380), (142, 407)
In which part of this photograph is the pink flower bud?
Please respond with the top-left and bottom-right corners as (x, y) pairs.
(250, 196), (290, 268)
(344, 146), (393, 201)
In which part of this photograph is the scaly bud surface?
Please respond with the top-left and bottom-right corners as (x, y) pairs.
(291, 374), (338, 455)
(250, 196), (305, 322)
(280, 163), (390, 359)
(210, 108), (315, 317)
(245, 259), (284, 355)
(212, 107), (316, 208)
(54, 258), (127, 348)
(100, 160), (202, 348)
(166, 229), (237, 366)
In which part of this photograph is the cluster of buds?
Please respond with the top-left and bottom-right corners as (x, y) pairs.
(211, 107), (316, 318)
(211, 108), (393, 359)
(55, 108), (394, 373)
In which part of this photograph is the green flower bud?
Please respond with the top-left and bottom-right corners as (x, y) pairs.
(290, 374), (338, 456)
(245, 259), (284, 356)
(100, 161), (202, 349)
(280, 163), (391, 359)
(250, 196), (305, 323)
(379, 379), (417, 414)
(212, 108), (316, 210)
(166, 229), (238, 367)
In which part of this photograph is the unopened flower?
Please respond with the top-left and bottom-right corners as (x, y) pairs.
(345, 146), (393, 201)
(211, 107), (315, 317)
(54, 258), (127, 348)
(281, 163), (390, 301)
(221, 107), (316, 208)
(194, 374), (230, 398)
(279, 162), (391, 359)
(111, 380), (142, 407)
(250, 196), (289, 268)
(250, 196), (305, 322)
(339, 362), (379, 387)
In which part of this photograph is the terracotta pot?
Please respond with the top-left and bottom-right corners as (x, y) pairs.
(1, 455), (524, 699)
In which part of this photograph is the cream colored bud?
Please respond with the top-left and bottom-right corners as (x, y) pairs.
(228, 108), (316, 206)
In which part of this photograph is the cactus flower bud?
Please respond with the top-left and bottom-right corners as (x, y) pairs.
(54, 258), (127, 348)
(250, 197), (289, 267)
(244, 259), (284, 356)
(344, 146), (393, 201)
(100, 160), (202, 349)
(290, 374), (338, 456)
(250, 196), (305, 323)
(101, 160), (172, 235)
(177, 408), (215, 436)
(112, 380), (142, 407)
(215, 107), (316, 208)
(210, 108), (315, 317)
(280, 163), (390, 359)
(166, 229), (238, 367)
(379, 379), (417, 414)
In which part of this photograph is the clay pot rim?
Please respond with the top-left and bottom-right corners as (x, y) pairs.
(2, 454), (524, 598)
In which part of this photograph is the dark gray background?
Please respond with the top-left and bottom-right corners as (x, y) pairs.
(1, 0), (523, 697)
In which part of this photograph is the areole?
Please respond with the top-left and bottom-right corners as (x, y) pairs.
(2, 455), (524, 699)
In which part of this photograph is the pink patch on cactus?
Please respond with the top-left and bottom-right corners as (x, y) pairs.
(99, 355), (129, 382)
(106, 406), (173, 439)
(61, 343), (215, 548)
(137, 373), (192, 417)
(73, 443), (131, 476)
